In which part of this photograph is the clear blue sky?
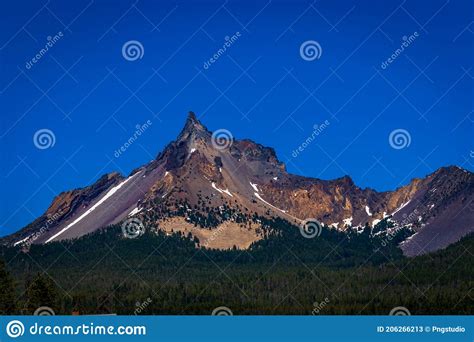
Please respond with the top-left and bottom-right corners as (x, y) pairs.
(0, 0), (473, 236)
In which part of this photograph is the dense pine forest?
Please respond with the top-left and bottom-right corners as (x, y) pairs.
(0, 218), (473, 315)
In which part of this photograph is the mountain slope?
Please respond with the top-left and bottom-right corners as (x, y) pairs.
(3, 112), (473, 255)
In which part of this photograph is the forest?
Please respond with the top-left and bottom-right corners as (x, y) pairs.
(1, 217), (473, 315)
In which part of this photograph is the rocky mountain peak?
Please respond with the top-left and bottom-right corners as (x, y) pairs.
(177, 112), (210, 142)
(3, 112), (473, 257)
(431, 165), (470, 178)
(154, 112), (213, 169)
(334, 175), (356, 188)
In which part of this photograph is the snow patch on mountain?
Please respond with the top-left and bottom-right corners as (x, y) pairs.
(128, 207), (143, 217)
(399, 232), (418, 245)
(254, 192), (286, 213)
(14, 234), (33, 247)
(211, 182), (233, 197)
(343, 217), (353, 226)
(372, 219), (381, 226)
(392, 200), (411, 215)
(45, 172), (140, 243)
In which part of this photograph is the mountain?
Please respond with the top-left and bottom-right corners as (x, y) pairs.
(3, 112), (473, 256)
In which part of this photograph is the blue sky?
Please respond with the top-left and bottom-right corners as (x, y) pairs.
(0, 0), (473, 235)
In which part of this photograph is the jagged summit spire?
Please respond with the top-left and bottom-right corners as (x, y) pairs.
(177, 111), (210, 142)
(185, 111), (205, 128)
(187, 111), (198, 123)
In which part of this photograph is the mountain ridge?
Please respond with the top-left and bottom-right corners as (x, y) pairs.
(3, 112), (473, 256)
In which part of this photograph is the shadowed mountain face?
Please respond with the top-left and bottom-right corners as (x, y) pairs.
(4, 112), (473, 256)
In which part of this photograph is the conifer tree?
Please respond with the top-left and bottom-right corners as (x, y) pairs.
(25, 273), (58, 313)
(0, 260), (16, 314)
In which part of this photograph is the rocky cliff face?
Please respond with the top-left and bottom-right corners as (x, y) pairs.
(4, 112), (473, 256)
